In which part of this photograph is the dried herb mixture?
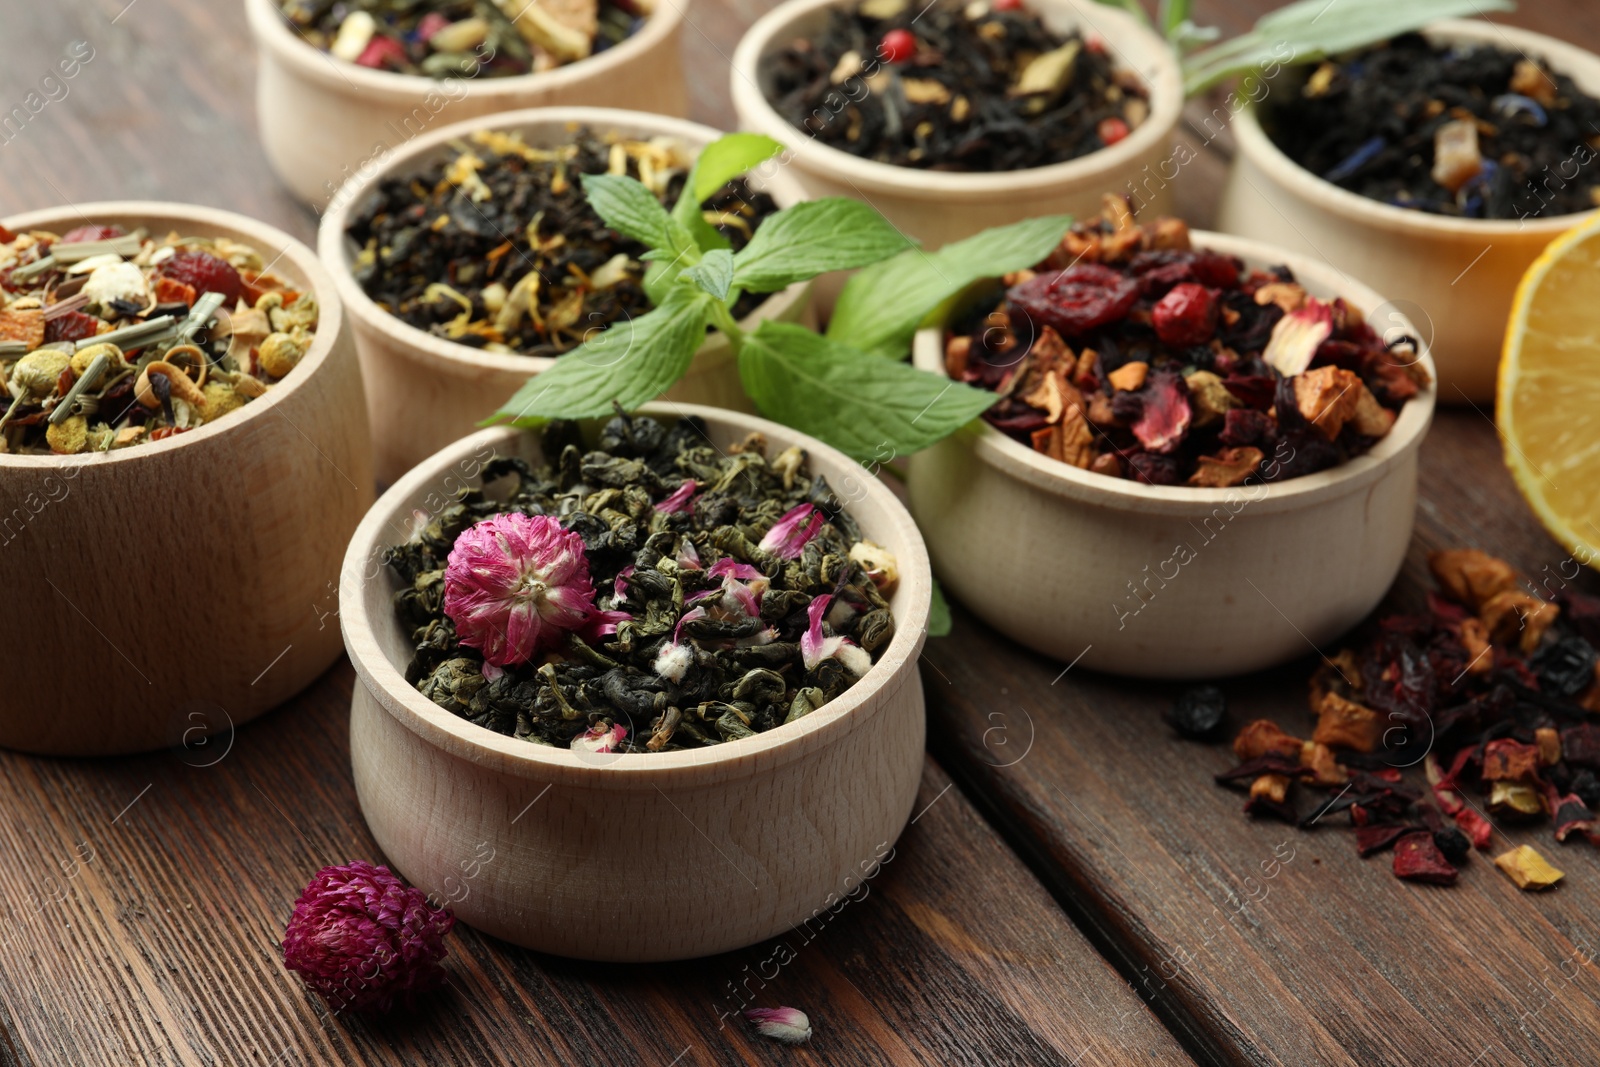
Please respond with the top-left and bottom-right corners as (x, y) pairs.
(281, 0), (645, 77)
(390, 412), (899, 752)
(0, 225), (314, 455)
(947, 202), (1427, 486)
(762, 0), (1148, 172)
(1264, 34), (1600, 219)
(1211, 549), (1600, 890)
(346, 128), (777, 357)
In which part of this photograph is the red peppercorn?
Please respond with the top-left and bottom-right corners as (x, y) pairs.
(1085, 33), (1106, 54)
(1098, 117), (1130, 146)
(878, 28), (916, 64)
(992, 0), (1023, 10)
(1152, 282), (1219, 347)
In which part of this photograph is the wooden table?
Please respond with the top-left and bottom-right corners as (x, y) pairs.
(3, 2), (1599, 1064)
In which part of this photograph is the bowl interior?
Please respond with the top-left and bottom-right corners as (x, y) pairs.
(0, 201), (337, 468)
(349, 407), (931, 782)
(919, 228), (1438, 511)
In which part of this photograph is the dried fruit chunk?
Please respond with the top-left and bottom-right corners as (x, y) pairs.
(1152, 283), (1218, 346)
(1494, 845), (1564, 890)
(1234, 719), (1303, 760)
(0, 304), (46, 347)
(1427, 549), (1516, 609)
(1293, 366), (1363, 440)
(1481, 739), (1541, 783)
(1431, 119), (1483, 193)
(1393, 831), (1458, 885)
(1262, 300), (1333, 377)
(1188, 446), (1262, 488)
(1311, 690), (1380, 752)
(1007, 264), (1139, 336)
(1478, 590), (1558, 652)
(157, 249), (243, 306)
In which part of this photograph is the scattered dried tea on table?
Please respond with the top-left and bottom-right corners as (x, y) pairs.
(0, 224), (314, 454)
(280, 0), (647, 77)
(762, 0), (1148, 171)
(389, 412), (898, 752)
(1263, 34), (1600, 218)
(345, 128), (777, 357)
(1212, 548), (1600, 888)
(947, 200), (1425, 486)
(1167, 684), (1227, 740)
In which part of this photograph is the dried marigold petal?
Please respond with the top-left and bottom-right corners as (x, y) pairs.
(1233, 719), (1304, 760)
(1494, 844), (1563, 890)
(0, 305), (45, 348)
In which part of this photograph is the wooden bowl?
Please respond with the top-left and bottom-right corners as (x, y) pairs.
(246, 0), (690, 207)
(0, 202), (373, 755)
(340, 405), (930, 961)
(318, 106), (815, 485)
(729, 0), (1184, 251)
(906, 232), (1437, 678)
(1217, 19), (1600, 403)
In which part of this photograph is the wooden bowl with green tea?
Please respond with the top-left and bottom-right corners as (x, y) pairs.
(0, 202), (372, 756)
(339, 404), (929, 961)
(318, 106), (816, 484)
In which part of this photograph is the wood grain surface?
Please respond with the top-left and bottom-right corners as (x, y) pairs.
(4, 0), (1600, 1064)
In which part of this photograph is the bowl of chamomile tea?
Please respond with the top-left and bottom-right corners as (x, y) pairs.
(339, 404), (929, 960)
(0, 201), (371, 755)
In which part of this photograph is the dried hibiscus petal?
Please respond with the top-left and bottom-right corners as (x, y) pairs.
(1130, 369), (1191, 454)
(1393, 831), (1458, 885)
(43, 310), (102, 344)
(1355, 824), (1415, 857)
(1007, 264), (1139, 336)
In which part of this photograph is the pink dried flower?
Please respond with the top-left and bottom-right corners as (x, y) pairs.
(443, 513), (597, 667)
(677, 538), (703, 570)
(800, 594), (873, 677)
(759, 503), (825, 560)
(1263, 298), (1333, 377)
(572, 722), (627, 753)
(654, 479), (698, 514)
(581, 608), (633, 642)
(744, 1006), (813, 1044)
(612, 564), (635, 603)
(654, 606), (706, 682)
(282, 861), (454, 1015)
(688, 556), (769, 618)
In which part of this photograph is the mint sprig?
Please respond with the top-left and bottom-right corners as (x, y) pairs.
(1099, 0), (1517, 95)
(492, 134), (1045, 463)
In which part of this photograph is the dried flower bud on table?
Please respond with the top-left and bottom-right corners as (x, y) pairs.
(388, 412), (897, 752)
(0, 224), (314, 454)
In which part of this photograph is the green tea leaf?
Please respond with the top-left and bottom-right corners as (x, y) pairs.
(730, 199), (915, 294)
(682, 248), (734, 301)
(581, 173), (676, 251)
(737, 320), (995, 462)
(1181, 0), (1515, 94)
(492, 286), (713, 423)
(828, 214), (1073, 358)
(928, 577), (952, 637)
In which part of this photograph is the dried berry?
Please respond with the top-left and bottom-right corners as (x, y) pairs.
(1530, 634), (1599, 697)
(1152, 283), (1218, 347)
(1008, 265), (1140, 336)
(1433, 827), (1471, 865)
(878, 28), (916, 64)
(1097, 117), (1130, 145)
(156, 249), (243, 306)
(1166, 684), (1226, 739)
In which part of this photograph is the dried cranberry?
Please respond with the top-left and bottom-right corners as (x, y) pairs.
(1153, 283), (1218, 347)
(1108, 389), (1143, 424)
(1191, 251), (1242, 288)
(1218, 408), (1275, 448)
(1131, 369), (1192, 454)
(157, 250), (242, 306)
(44, 310), (102, 344)
(878, 29), (916, 64)
(59, 224), (124, 244)
(1098, 117), (1130, 145)
(1007, 264), (1139, 337)
(1137, 260), (1196, 298)
(1125, 451), (1181, 486)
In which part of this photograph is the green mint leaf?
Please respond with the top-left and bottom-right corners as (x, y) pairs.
(1182, 0), (1514, 94)
(492, 286), (713, 423)
(928, 577), (952, 637)
(581, 173), (676, 251)
(676, 133), (784, 221)
(730, 199), (915, 294)
(828, 214), (1072, 358)
(737, 320), (995, 462)
(682, 248), (734, 301)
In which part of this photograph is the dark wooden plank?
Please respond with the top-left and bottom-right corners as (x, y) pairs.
(0, 664), (1189, 1066)
(927, 412), (1600, 1067)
